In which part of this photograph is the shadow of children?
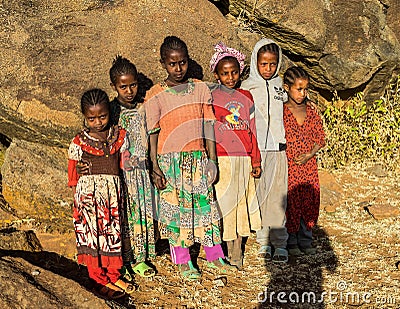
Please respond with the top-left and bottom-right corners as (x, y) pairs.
(258, 183), (338, 308)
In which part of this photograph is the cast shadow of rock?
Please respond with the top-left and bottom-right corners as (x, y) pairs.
(0, 248), (133, 308)
(258, 185), (338, 308)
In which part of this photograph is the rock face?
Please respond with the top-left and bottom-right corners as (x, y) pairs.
(0, 0), (399, 223)
(0, 0), (247, 222)
(0, 228), (42, 251)
(227, 0), (400, 100)
(1, 139), (71, 228)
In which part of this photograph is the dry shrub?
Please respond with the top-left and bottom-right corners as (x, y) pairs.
(319, 75), (400, 170)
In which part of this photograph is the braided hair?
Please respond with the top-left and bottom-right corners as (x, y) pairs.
(109, 55), (138, 85)
(80, 88), (110, 115)
(160, 36), (189, 61)
(109, 55), (152, 104)
(257, 42), (280, 59)
(283, 66), (310, 87)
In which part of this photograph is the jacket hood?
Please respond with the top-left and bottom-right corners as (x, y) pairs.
(247, 38), (282, 84)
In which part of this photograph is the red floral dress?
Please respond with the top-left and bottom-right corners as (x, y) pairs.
(283, 105), (325, 234)
(68, 125), (126, 268)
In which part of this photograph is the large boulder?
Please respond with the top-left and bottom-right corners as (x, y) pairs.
(227, 0), (400, 100)
(0, 0), (247, 222)
(1, 139), (71, 229)
(387, 0), (400, 44)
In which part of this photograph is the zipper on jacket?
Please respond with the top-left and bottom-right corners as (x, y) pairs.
(265, 80), (270, 150)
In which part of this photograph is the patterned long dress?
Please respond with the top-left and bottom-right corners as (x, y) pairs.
(145, 80), (222, 248)
(283, 105), (325, 234)
(67, 125), (126, 268)
(119, 104), (156, 263)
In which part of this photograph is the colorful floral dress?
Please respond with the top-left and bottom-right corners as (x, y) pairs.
(283, 105), (325, 234)
(119, 103), (156, 262)
(67, 125), (126, 268)
(145, 80), (222, 248)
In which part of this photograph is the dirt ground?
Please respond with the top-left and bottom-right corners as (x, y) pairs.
(1, 165), (396, 308)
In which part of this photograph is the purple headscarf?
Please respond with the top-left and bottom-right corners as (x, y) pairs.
(209, 42), (246, 74)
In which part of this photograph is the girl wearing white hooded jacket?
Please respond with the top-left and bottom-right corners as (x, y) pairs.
(241, 38), (289, 263)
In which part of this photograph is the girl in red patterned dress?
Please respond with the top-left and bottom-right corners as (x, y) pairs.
(283, 67), (326, 256)
(68, 88), (135, 298)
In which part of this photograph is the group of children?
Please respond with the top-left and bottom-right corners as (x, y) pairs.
(67, 35), (325, 299)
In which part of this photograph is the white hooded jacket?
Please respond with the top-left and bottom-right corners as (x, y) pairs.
(241, 38), (286, 151)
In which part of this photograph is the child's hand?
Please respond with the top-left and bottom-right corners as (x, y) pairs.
(151, 169), (167, 190)
(251, 166), (262, 178)
(206, 160), (218, 185)
(76, 160), (91, 176)
(123, 157), (139, 171)
(294, 153), (312, 165)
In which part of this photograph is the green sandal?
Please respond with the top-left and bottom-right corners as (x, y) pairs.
(179, 260), (201, 280)
(132, 262), (155, 278)
(207, 257), (237, 273)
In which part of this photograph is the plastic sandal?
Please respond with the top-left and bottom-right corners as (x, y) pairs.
(119, 265), (134, 282)
(300, 247), (317, 255)
(132, 261), (156, 278)
(258, 245), (272, 260)
(93, 283), (125, 300)
(179, 260), (201, 280)
(112, 280), (136, 295)
(288, 247), (305, 256)
(272, 247), (289, 263)
(207, 257), (237, 273)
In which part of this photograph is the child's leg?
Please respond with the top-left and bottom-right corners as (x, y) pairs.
(170, 245), (191, 264)
(204, 244), (236, 272)
(269, 227), (288, 249)
(87, 266), (109, 285)
(255, 152), (287, 247)
(105, 267), (123, 284)
(287, 231), (305, 256)
(230, 236), (243, 268)
(203, 244), (225, 261)
(171, 245), (201, 280)
(287, 232), (299, 248)
(298, 218), (313, 249)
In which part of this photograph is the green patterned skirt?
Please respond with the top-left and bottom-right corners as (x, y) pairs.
(156, 150), (221, 248)
(122, 164), (156, 263)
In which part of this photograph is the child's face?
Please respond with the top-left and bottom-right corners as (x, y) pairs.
(284, 78), (309, 105)
(111, 74), (138, 108)
(161, 49), (188, 84)
(84, 102), (110, 133)
(213, 59), (240, 89)
(257, 51), (278, 80)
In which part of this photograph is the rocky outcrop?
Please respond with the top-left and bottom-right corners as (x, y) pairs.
(0, 0), (246, 222)
(0, 228), (42, 251)
(1, 0), (399, 223)
(227, 0), (400, 100)
(1, 139), (70, 228)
